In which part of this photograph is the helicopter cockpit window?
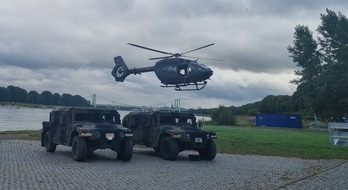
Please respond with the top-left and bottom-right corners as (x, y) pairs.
(189, 63), (198, 72)
(199, 64), (209, 70)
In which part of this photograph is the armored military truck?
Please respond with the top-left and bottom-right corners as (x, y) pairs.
(41, 107), (133, 161)
(122, 111), (217, 161)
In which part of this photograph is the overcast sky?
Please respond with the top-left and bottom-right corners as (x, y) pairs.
(1, 0), (347, 109)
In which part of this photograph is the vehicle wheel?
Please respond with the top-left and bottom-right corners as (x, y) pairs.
(44, 130), (57, 152)
(199, 140), (216, 161)
(153, 147), (160, 152)
(160, 136), (179, 161)
(117, 138), (133, 161)
(72, 136), (87, 161)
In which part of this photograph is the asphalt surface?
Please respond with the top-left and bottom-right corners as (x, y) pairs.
(1, 140), (347, 190)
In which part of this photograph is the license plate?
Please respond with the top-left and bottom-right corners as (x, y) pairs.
(106, 133), (114, 140)
(195, 138), (202, 143)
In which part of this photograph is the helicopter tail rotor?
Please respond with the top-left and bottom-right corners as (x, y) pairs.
(112, 56), (131, 82)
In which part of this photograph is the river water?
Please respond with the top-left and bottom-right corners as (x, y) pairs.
(0, 106), (210, 132)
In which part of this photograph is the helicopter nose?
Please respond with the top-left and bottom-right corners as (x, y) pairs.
(207, 68), (213, 78)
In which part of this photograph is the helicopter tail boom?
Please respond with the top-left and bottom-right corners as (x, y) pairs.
(111, 56), (131, 82)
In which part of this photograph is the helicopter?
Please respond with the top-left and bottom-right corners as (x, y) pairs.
(111, 43), (218, 91)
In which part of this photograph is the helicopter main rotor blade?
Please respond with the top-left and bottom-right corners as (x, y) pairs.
(181, 43), (215, 55)
(127, 43), (172, 55)
(149, 55), (174, 60)
(182, 55), (224, 61)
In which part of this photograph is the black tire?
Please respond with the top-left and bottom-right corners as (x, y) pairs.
(199, 140), (216, 161)
(153, 147), (160, 152)
(160, 136), (179, 161)
(117, 138), (133, 161)
(44, 130), (57, 152)
(72, 136), (87, 161)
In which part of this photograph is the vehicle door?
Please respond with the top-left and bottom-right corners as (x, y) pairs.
(58, 112), (69, 145)
(126, 115), (142, 142)
(51, 112), (60, 143)
(139, 115), (151, 144)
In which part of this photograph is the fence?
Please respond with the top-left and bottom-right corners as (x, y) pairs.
(328, 122), (348, 146)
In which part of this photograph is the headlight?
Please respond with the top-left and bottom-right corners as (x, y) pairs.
(169, 130), (182, 138)
(186, 134), (190, 139)
(126, 128), (133, 134)
(77, 127), (92, 137)
(125, 129), (133, 137)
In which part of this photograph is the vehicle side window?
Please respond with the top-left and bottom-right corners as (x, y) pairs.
(160, 116), (173, 124)
(75, 113), (91, 121)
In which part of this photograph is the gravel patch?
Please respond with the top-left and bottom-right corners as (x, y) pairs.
(0, 140), (347, 190)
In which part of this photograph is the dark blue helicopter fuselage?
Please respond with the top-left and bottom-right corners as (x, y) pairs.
(154, 58), (213, 85)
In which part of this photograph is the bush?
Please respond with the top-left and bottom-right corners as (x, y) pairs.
(210, 105), (236, 126)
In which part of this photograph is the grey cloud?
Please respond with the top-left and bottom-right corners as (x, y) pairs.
(0, 0), (347, 108)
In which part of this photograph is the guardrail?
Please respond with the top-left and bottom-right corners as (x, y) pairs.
(328, 122), (348, 146)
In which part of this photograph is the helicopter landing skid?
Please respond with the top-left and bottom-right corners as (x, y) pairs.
(161, 81), (207, 91)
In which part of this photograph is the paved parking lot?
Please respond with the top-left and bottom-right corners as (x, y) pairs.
(1, 140), (347, 190)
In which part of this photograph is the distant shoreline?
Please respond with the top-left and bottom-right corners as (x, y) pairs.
(0, 102), (54, 109)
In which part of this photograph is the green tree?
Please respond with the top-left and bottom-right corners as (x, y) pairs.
(288, 25), (321, 85)
(41, 91), (53, 105)
(260, 95), (290, 113)
(7, 85), (28, 103)
(287, 25), (321, 112)
(72, 95), (90, 107)
(0, 87), (10, 102)
(210, 105), (236, 125)
(27, 90), (44, 104)
(51, 93), (61, 105)
(288, 9), (348, 119)
(61, 93), (73, 106)
(315, 9), (348, 117)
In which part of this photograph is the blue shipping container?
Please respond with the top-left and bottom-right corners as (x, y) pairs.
(256, 113), (303, 129)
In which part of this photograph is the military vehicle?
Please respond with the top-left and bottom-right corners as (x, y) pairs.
(41, 107), (133, 161)
(122, 111), (217, 161)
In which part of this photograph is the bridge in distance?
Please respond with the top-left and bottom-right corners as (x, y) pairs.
(85, 94), (187, 112)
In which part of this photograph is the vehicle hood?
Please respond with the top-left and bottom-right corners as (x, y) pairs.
(73, 122), (127, 131)
(161, 125), (208, 133)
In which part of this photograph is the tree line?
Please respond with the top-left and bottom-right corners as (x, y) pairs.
(192, 9), (348, 125)
(0, 85), (90, 107)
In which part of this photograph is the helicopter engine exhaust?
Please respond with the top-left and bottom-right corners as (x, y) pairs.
(112, 56), (131, 82)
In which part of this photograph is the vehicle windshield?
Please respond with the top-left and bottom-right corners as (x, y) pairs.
(95, 113), (120, 123)
(75, 112), (120, 123)
(159, 115), (195, 127)
(175, 117), (194, 126)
